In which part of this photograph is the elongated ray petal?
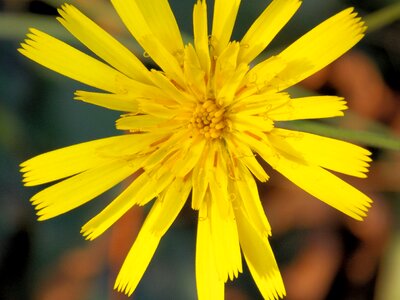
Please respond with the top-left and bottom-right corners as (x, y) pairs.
(111, 0), (184, 85)
(21, 135), (135, 186)
(139, 35), (185, 86)
(239, 0), (301, 64)
(230, 114), (274, 133)
(269, 8), (366, 91)
(196, 202), (225, 300)
(95, 133), (169, 158)
(75, 91), (139, 112)
(208, 147), (242, 281)
(217, 63), (249, 105)
(140, 131), (188, 171)
(81, 170), (174, 240)
(33, 160), (135, 220)
(233, 130), (275, 163)
(148, 177), (192, 235)
(193, 0), (211, 75)
(191, 144), (211, 210)
(19, 29), (135, 93)
(211, 0), (241, 55)
(208, 196), (242, 281)
(225, 136), (270, 182)
(268, 96), (348, 120)
(232, 91), (290, 114)
(116, 0), (183, 54)
(172, 137), (206, 177)
(269, 128), (371, 177)
(114, 178), (190, 296)
(208, 144), (229, 218)
(214, 42), (246, 104)
(235, 163), (271, 236)
(148, 70), (196, 104)
(234, 204), (285, 300)
(114, 232), (158, 296)
(58, 4), (151, 83)
(116, 115), (166, 132)
(264, 149), (372, 220)
(183, 44), (208, 99)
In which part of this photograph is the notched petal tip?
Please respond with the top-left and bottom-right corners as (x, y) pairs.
(60, 3), (73, 11)
(80, 226), (96, 241)
(17, 46), (26, 54)
(22, 180), (37, 187)
(73, 91), (84, 101)
(36, 210), (52, 221)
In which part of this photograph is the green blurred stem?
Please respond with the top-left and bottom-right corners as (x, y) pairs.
(285, 121), (400, 151)
(364, 2), (400, 32)
(0, 13), (68, 41)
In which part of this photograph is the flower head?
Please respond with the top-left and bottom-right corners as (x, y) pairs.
(19, 0), (372, 298)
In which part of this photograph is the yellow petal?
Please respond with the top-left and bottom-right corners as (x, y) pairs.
(209, 192), (243, 281)
(234, 204), (285, 300)
(110, 0), (151, 40)
(196, 201), (225, 300)
(269, 128), (371, 178)
(236, 130), (372, 219)
(113, 0), (183, 55)
(204, 144), (242, 281)
(268, 96), (348, 121)
(80, 170), (174, 240)
(232, 91), (290, 115)
(264, 148), (372, 220)
(19, 29), (135, 93)
(74, 91), (139, 112)
(96, 133), (170, 158)
(208, 144), (229, 218)
(230, 114), (274, 133)
(114, 177), (191, 296)
(148, 177), (192, 235)
(191, 144), (211, 210)
(32, 159), (135, 220)
(114, 233), (158, 296)
(225, 136), (269, 182)
(214, 42), (250, 106)
(172, 137), (206, 177)
(234, 163), (271, 236)
(116, 115), (166, 132)
(239, 0), (301, 63)
(139, 35), (185, 86)
(210, 204), (243, 282)
(183, 44), (208, 99)
(243, 56), (287, 95)
(74, 79), (165, 112)
(139, 102), (178, 119)
(217, 63), (249, 105)
(270, 8), (366, 90)
(149, 70), (196, 104)
(141, 131), (189, 171)
(211, 0), (241, 55)
(58, 4), (151, 83)
(233, 130), (275, 164)
(21, 135), (133, 186)
(111, 0), (184, 84)
(193, 0), (211, 75)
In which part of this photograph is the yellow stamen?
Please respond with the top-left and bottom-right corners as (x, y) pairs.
(190, 99), (226, 139)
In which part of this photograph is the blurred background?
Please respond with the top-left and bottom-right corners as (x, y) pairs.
(0, 0), (399, 299)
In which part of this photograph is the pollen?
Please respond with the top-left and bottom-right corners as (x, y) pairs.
(189, 99), (226, 139)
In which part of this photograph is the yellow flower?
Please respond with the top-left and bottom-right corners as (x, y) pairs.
(19, 0), (372, 299)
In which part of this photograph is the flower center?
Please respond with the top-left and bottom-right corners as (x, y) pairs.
(190, 99), (226, 139)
